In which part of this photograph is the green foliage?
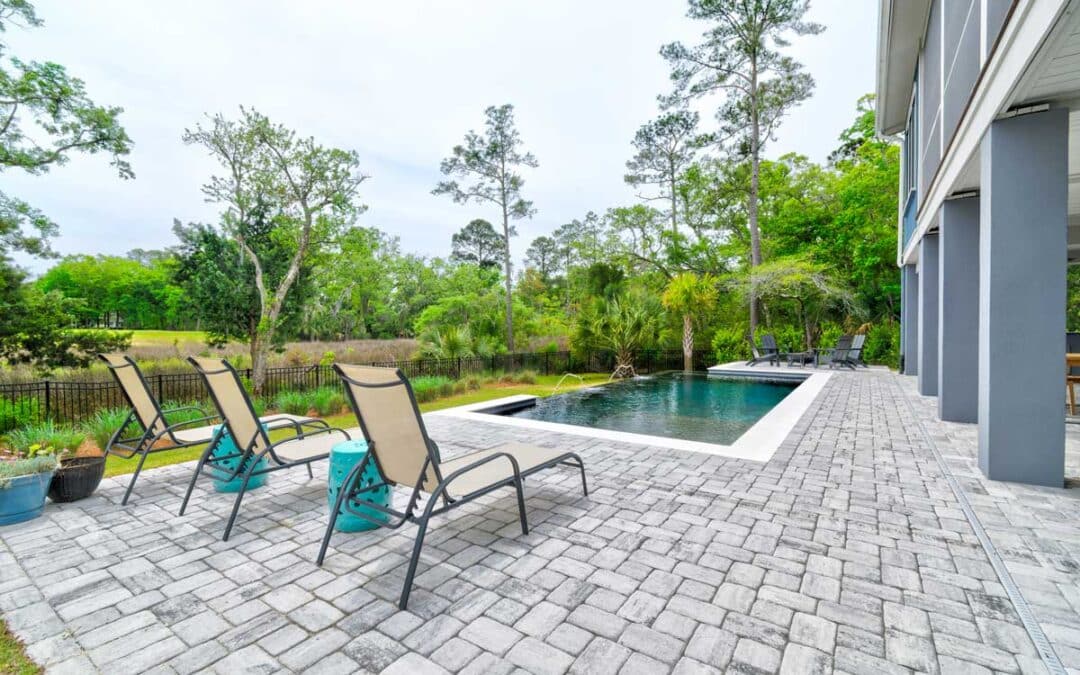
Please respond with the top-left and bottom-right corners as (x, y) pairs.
(452, 219), (505, 268)
(712, 327), (750, 364)
(861, 321), (900, 368)
(0, 455), (58, 487)
(0, 396), (39, 433)
(272, 387), (347, 417)
(409, 376), (455, 403)
(273, 390), (311, 416)
(5, 420), (84, 455)
(574, 297), (659, 374)
(84, 407), (129, 451)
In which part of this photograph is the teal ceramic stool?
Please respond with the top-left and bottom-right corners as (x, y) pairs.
(210, 425), (269, 493)
(328, 439), (390, 532)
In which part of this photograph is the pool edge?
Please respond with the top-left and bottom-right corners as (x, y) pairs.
(429, 370), (832, 463)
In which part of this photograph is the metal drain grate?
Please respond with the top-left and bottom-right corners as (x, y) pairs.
(895, 379), (1066, 675)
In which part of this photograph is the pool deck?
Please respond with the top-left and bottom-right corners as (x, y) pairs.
(2, 369), (1080, 673)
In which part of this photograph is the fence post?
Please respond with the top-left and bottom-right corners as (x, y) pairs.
(314, 365), (321, 389)
(156, 374), (164, 403)
(43, 380), (51, 422)
(456, 357), (462, 380)
(544, 352), (550, 376)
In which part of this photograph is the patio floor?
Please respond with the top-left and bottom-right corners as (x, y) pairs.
(2, 370), (1079, 674)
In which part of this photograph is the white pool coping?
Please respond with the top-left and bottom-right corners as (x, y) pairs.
(430, 366), (832, 462)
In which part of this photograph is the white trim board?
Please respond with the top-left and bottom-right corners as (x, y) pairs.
(430, 371), (832, 463)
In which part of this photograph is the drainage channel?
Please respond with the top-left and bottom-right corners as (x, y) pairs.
(894, 378), (1066, 675)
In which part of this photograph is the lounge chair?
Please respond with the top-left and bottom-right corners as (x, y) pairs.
(317, 364), (588, 610)
(816, 335), (855, 369)
(746, 334), (782, 366)
(99, 353), (320, 506)
(844, 334), (868, 368)
(179, 356), (355, 540)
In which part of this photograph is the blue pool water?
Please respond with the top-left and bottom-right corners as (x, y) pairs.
(490, 372), (799, 445)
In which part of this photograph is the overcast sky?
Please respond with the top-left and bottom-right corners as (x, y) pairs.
(6, 0), (876, 274)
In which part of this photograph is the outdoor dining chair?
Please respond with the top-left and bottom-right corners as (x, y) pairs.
(316, 364), (589, 610)
(99, 353), (321, 506)
(179, 356), (356, 540)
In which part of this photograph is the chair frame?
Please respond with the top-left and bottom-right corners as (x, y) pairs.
(746, 334), (782, 367)
(816, 335), (855, 370)
(100, 354), (226, 505)
(317, 365), (588, 610)
(179, 357), (348, 540)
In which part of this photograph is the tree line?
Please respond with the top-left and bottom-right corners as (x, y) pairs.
(1, 0), (902, 388)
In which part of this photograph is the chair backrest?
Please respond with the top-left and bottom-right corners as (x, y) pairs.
(188, 357), (267, 456)
(334, 364), (440, 491)
(761, 334), (779, 354)
(99, 354), (170, 439)
(849, 334), (866, 358)
(829, 335), (854, 362)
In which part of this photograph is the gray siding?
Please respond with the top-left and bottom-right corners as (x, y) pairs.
(985, 0), (1014, 58)
(943, 0), (981, 147)
(919, 0), (942, 196)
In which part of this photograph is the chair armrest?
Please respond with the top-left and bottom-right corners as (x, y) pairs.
(437, 451), (522, 495)
(264, 426), (352, 463)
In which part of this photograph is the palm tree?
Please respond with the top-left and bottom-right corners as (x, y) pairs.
(662, 273), (719, 372)
(578, 299), (658, 378)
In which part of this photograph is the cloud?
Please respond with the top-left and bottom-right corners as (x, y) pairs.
(5, 0), (875, 273)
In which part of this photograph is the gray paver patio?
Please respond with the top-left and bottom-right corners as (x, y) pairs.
(0, 369), (1076, 673)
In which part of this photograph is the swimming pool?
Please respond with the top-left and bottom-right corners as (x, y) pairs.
(484, 372), (798, 445)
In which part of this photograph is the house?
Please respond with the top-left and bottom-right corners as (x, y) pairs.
(877, 0), (1079, 486)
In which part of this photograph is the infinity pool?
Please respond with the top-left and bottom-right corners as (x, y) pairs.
(486, 372), (798, 445)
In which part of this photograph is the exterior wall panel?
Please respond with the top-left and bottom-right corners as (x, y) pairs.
(919, 0), (943, 197)
(943, 0), (981, 147)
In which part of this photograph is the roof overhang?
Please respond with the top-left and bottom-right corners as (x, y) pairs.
(876, 0), (932, 135)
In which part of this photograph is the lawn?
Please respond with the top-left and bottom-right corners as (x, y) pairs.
(104, 373), (611, 477)
(0, 622), (40, 675)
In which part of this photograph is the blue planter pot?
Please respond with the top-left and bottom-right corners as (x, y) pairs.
(0, 471), (54, 526)
(328, 440), (390, 532)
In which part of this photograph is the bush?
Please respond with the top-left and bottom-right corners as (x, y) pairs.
(274, 390), (311, 416)
(712, 328), (750, 364)
(861, 320), (900, 368)
(309, 387), (348, 416)
(0, 456), (59, 486)
(0, 397), (41, 433)
(6, 420), (86, 456)
(84, 407), (131, 452)
(410, 376), (454, 403)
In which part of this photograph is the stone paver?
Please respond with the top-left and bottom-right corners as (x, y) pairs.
(0, 369), (1074, 673)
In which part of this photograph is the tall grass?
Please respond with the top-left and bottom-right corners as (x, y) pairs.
(5, 421), (86, 456)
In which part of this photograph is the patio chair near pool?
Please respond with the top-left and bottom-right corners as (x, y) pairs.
(746, 334), (782, 366)
(816, 335), (855, 369)
(179, 356), (356, 540)
(99, 353), (321, 506)
(317, 364), (588, 610)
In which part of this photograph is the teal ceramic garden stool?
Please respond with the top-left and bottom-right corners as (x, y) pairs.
(209, 425), (269, 493)
(328, 439), (390, 532)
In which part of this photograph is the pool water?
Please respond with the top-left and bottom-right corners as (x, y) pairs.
(490, 372), (799, 445)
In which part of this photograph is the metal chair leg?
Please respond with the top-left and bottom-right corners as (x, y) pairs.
(121, 449), (152, 506)
(401, 511), (433, 610)
(178, 446), (215, 516)
(222, 464), (258, 541)
(317, 458), (368, 566)
(306, 463), (314, 479)
(513, 475), (529, 536)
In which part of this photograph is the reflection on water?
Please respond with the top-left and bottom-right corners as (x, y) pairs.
(494, 372), (798, 445)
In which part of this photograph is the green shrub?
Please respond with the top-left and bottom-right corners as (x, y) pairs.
(862, 320), (900, 368)
(274, 390), (311, 416)
(464, 376), (482, 391)
(6, 420), (86, 456)
(410, 376), (454, 403)
(310, 387), (347, 416)
(162, 401), (215, 426)
(0, 397), (41, 433)
(712, 327), (750, 364)
(0, 456), (59, 486)
(515, 370), (538, 385)
(84, 407), (131, 451)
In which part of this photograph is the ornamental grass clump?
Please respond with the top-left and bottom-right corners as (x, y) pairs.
(0, 456), (58, 488)
(5, 421), (85, 457)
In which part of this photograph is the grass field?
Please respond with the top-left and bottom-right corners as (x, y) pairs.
(127, 329), (210, 346)
(104, 373), (610, 478)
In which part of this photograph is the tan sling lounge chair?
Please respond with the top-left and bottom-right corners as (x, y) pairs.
(99, 353), (320, 506)
(317, 364), (588, 610)
(179, 356), (356, 540)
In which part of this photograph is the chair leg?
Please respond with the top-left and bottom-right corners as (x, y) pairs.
(401, 508), (435, 610)
(121, 449), (152, 506)
(306, 463), (314, 479)
(316, 458), (369, 566)
(178, 445), (215, 516)
(513, 475), (529, 536)
(1070, 380), (1076, 416)
(222, 465), (258, 541)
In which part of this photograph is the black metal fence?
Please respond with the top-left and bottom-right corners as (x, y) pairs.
(0, 349), (711, 431)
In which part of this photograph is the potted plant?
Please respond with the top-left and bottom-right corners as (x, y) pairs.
(7, 421), (105, 504)
(0, 455), (59, 525)
(49, 448), (106, 503)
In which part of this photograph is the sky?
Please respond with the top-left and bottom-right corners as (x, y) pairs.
(5, 0), (876, 274)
